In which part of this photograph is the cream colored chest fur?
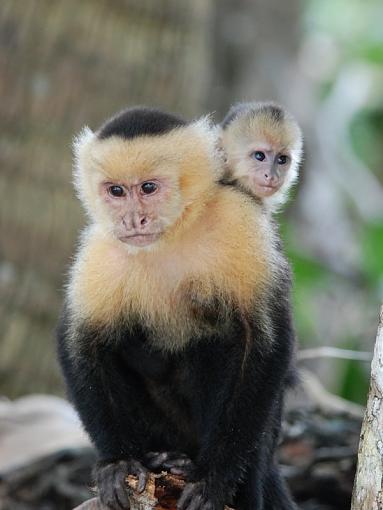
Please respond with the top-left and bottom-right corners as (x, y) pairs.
(67, 190), (282, 349)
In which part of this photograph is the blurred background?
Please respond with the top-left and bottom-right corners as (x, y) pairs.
(0, 0), (383, 507)
(1, 0), (382, 403)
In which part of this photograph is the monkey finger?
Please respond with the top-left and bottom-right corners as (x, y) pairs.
(177, 483), (199, 510)
(170, 467), (186, 475)
(114, 484), (131, 509)
(115, 466), (132, 508)
(137, 469), (148, 493)
(163, 457), (193, 469)
(143, 451), (161, 461)
(145, 451), (169, 469)
(164, 452), (191, 462)
(187, 497), (205, 510)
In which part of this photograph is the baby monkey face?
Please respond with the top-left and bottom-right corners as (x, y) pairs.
(245, 143), (291, 197)
(220, 102), (302, 205)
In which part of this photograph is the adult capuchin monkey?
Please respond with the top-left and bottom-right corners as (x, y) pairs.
(219, 102), (303, 213)
(57, 106), (297, 510)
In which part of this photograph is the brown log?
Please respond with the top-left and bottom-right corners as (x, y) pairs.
(351, 305), (383, 510)
(73, 472), (234, 510)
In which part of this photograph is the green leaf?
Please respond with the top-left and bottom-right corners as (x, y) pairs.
(361, 223), (383, 284)
(338, 357), (369, 405)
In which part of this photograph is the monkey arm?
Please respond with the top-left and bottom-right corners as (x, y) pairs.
(57, 313), (161, 508)
(201, 342), (291, 480)
(182, 300), (295, 506)
(56, 312), (156, 462)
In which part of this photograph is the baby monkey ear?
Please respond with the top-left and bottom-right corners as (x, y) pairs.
(190, 115), (226, 181)
(214, 128), (229, 177)
(216, 133), (224, 152)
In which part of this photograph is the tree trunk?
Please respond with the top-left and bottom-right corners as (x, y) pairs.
(207, 0), (301, 118)
(351, 305), (383, 509)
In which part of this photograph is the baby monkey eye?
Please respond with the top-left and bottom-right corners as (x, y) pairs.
(109, 185), (125, 197)
(277, 155), (288, 165)
(141, 182), (158, 195)
(251, 151), (266, 162)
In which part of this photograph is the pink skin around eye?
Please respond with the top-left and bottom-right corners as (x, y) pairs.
(99, 179), (172, 247)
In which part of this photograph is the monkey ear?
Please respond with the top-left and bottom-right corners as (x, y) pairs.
(190, 115), (216, 143)
(72, 126), (97, 203)
(214, 129), (228, 174)
(190, 116), (224, 180)
(73, 126), (96, 160)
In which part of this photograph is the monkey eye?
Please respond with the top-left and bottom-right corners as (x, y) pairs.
(251, 151), (266, 162)
(141, 182), (158, 195)
(277, 155), (288, 165)
(108, 185), (125, 197)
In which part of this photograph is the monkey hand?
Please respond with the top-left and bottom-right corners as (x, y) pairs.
(144, 451), (195, 477)
(95, 458), (148, 509)
(177, 480), (225, 510)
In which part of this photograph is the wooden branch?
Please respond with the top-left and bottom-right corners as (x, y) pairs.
(351, 305), (383, 509)
(73, 473), (234, 510)
(298, 346), (372, 362)
(300, 368), (365, 419)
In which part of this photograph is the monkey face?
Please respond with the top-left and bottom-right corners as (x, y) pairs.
(225, 141), (291, 199)
(98, 177), (180, 248)
(245, 146), (291, 198)
(220, 102), (303, 207)
(73, 118), (218, 251)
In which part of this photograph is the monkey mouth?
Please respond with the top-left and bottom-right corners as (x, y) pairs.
(257, 184), (279, 196)
(119, 233), (162, 246)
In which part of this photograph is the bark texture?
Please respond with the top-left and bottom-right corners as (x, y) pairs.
(351, 305), (383, 510)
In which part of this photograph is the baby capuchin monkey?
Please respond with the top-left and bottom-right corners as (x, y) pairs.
(219, 102), (303, 212)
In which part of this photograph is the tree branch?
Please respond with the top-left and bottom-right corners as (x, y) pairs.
(300, 368), (365, 419)
(298, 347), (372, 362)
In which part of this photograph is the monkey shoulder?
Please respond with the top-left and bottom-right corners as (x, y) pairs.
(207, 187), (287, 286)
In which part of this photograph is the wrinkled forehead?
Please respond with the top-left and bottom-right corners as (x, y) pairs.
(79, 125), (214, 183)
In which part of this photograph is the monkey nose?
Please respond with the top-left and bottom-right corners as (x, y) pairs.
(123, 213), (150, 231)
(133, 213), (149, 230)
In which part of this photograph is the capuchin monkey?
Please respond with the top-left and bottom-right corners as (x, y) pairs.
(57, 106), (297, 510)
(219, 102), (303, 212)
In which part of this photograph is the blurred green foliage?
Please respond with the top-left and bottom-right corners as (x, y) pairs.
(306, 0), (383, 63)
(287, 0), (383, 403)
(361, 223), (383, 290)
(350, 109), (383, 179)
(339, 358), (370, 406)
(283, 214), (383, 404)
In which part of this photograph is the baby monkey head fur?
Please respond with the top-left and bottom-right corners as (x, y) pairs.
(220, 101), (303, 212)
(73, 107), (219, 253)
